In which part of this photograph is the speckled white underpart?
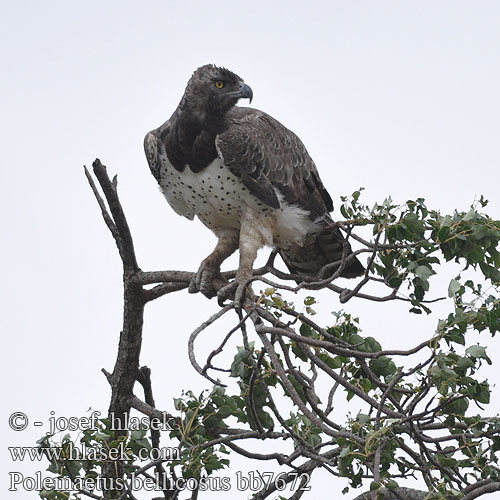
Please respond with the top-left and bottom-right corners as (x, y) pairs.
(157, 153), (315, 250)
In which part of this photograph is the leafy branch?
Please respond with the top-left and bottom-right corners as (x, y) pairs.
(38, 160), (500, 500)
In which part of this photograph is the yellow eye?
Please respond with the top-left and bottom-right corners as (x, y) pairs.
(215, 80), (224, 89)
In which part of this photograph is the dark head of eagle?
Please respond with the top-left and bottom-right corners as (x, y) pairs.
(179, 65), (253, 120)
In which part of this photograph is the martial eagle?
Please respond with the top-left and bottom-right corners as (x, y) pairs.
(144, 64), (363, 303)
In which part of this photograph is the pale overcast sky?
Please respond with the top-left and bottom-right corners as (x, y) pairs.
(2, 1), (500, 499)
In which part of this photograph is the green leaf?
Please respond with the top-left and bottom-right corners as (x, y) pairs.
(475, 383), (491, 404)
(291, 341), (308, 362)
(358, 413), (370, 425)
(415, 265), (433, 280)
(226, 397), (238, 412)
(466, 345), (488, 359)
(364, 337), (382, 352)
(217, 405), (232, 418)
(304, 296), (316, 306)
(130, 429), (147, 440)
(212, 395), (225, 407)
(456, 357), (474, 373)
(401, 213), (426, 237)
(370, 356), (397, 377)
(339, 446), (351, 458)
(299, 323), (314, 337)
(340, 204), (350, 219)
(386, 479), (399, 489)
(318, 352), (342, 369)
(94, 431), (109, 441)
(440, 215), (453, 227)
(448, 279), (462, 297)
(442, 397), (469, 416)
(463, 209), (477, 221)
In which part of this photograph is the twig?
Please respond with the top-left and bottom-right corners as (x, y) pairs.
(187, 305), (233, 386)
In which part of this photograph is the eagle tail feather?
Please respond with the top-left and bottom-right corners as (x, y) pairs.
(279, 215), (364, 281)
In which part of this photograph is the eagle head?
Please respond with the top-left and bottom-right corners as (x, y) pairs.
(181, 64), (253, 120)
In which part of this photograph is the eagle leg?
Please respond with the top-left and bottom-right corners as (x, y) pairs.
(188, 230), (239, 299)
(217, 218), (263, 308)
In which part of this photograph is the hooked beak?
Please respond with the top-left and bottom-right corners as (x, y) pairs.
(237, 82), (253, 103)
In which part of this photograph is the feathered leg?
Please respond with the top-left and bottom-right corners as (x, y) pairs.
(189, 229), (239, 298)
(218, 210), (271, 308)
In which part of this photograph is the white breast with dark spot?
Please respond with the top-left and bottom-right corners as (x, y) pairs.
(157, 152), (316, 248)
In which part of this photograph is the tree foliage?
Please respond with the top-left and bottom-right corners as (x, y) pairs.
(38, 161), (500, 500)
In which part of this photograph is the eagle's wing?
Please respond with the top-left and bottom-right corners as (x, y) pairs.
(216, 108), (333, 217)
(144, 120), (197, 220)
(144, 120), (171, 184)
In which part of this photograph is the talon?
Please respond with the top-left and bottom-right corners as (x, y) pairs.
(188, 275), (200, 294)
(234, 282), (247, 310)
(189, 261), (224, 299)
(339, 288), (351, 303)
(217, 281), (239, 306)
(217, 279), (255, 309)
